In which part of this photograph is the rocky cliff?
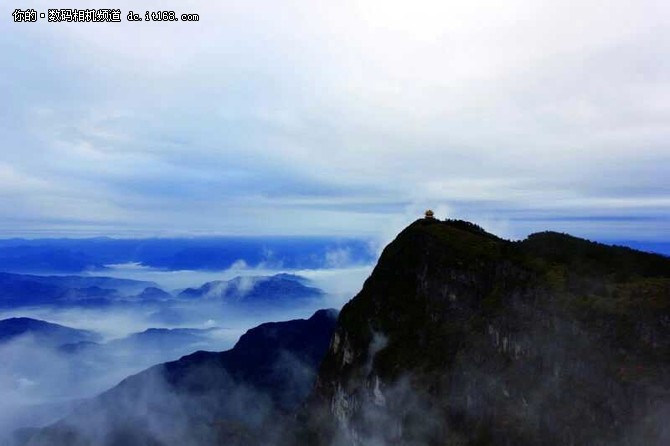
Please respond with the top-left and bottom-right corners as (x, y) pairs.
(300, 218), (669, 445)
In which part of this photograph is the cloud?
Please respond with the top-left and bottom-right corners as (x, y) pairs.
(0, 0), (668, 239)
(0, 281), (338, 438)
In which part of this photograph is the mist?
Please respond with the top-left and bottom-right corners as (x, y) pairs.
(0, 257), (372, 443)
(15, 309), (340, 446)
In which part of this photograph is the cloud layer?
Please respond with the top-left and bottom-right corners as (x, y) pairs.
(1, 0), (668, 240)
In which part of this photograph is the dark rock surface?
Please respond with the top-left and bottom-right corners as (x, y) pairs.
(301, 218), (670, 445)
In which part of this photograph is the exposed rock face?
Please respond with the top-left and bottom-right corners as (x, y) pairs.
(303, 219), (670, 446)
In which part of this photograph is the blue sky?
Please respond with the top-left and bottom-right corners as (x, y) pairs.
(1, 0), (668, 241)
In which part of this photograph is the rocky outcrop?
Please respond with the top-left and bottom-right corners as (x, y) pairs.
(302, 219), (670, 445)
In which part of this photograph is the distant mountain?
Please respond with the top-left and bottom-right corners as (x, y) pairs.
(0, 245), (103, 273)
(0, 272), (159, 308)
(178, 273), (323, 305)
(0, 317), (101, 346)
(23, 309), (339, 446)
(57, 340), (101, 354)
(59, 327), (217, 356)
(134, 286), (172, 300)
(0, 237), (375, 273)
(107, 327), (217, 353)
(56, 327), (220, 367)
(271, 272), (309, 283)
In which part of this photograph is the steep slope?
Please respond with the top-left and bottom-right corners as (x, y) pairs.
(23, 309), (338, 446)
(301, 218), (670, 446)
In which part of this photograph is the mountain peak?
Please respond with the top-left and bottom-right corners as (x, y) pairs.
(304, 220), (670, 445)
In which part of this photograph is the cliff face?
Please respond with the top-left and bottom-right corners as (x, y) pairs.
(304, 219), (670, 446)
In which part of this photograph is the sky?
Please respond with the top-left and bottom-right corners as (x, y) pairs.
(1, 0), (668, 241)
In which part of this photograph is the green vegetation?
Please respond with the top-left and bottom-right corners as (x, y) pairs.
(312, 218), (670, 445)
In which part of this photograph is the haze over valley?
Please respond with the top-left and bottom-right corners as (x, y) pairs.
(0, 238), (375, 440)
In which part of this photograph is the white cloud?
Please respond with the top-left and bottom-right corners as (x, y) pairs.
(0, 0), (668, 239)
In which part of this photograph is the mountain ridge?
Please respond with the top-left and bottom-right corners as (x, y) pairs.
(177, 273), (324, 305)
(300, 218), (670, 445)
(22, 309), (339, 446)
(15, 218), (670, 445)
(0, 317), (101, 346)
